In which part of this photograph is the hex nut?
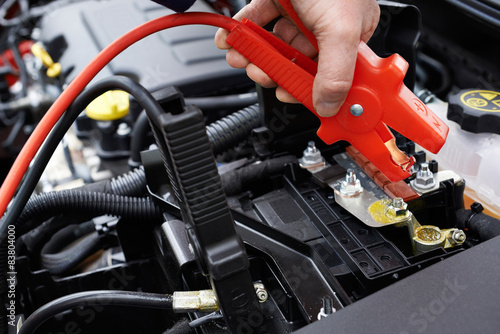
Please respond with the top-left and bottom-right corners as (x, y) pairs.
(339, 169), (363, 197)
(385, 198), (409, 219)
(299, 141), (325, 168)
(412, 163), (436, 190)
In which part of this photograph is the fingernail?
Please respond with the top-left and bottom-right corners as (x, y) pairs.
(316, 101), (340, 117)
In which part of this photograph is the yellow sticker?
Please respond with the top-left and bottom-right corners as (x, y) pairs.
(460, 90), (500, 112)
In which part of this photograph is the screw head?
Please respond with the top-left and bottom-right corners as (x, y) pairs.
(452, 230), (466, 243)
(350, 104), (364, 116)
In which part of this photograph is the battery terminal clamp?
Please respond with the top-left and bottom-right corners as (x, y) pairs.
(224, 0), (449, 182)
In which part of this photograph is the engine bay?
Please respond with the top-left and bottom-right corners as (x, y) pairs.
(0, 0), (500, 333)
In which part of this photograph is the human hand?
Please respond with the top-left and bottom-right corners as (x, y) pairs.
(215, 0), (380, 117)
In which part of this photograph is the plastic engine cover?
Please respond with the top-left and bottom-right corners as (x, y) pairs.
(38, 0), (250, 96)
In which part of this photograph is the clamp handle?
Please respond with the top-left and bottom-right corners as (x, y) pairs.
(226, 14), (448, 181)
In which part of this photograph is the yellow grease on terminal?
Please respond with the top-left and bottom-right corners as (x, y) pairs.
(368, 199), (394, 225)
(415, 226), (441, 242)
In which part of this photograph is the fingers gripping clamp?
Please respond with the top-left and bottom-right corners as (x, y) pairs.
(226, 16), (448, 182)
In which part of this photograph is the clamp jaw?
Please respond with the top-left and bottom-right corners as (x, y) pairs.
(225, 0), (448, 181)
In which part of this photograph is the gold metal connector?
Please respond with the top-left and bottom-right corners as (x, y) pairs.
(172, 290), (219, 313)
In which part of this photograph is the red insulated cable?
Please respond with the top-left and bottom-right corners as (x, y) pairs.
(0, 12), (240, 217)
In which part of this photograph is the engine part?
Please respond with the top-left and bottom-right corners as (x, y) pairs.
(456, 202), (500, 241)
(448, 89), (500, 134)
(1, 1), (500, 333)
(38, 0), (250, 95)
(424, 96), (500, 217)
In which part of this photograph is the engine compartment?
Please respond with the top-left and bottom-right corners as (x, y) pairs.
(0, 0), (499, 333)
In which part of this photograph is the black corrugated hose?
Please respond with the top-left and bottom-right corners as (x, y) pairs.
(17, 191), (163, 235)
(206, 103), (261, 156)
(130, 103), (262, 167)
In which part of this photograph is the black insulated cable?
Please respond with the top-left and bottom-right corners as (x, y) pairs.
(185, 92), (258, 111)
(221, 155), (297, 196)
(18, 291), (173, 334)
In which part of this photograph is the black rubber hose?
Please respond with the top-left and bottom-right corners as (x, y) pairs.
(185, 92), (257, 111)
(7, 34), (27, 97)
(221, 155), (296, 196)
(18, 191), (163, 234)
(18, 291), (173, 334)
(40, 232), (101, 275)
(28, 219), (95, 256)
(20, 165), (146, 255)
(164, 318), (195, 334)
(456, 208), (500, 241)
(0, 76), (164, 334)
(129, 110), (151, 168)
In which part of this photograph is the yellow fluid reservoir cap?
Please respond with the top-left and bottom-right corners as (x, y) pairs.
(31, 42), (62, 78)
(86, 90), (130, 121)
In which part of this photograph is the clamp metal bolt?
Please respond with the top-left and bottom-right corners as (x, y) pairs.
(350, 104), (364, 116)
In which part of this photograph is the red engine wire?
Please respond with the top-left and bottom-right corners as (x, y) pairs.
(0, 12), (240, 217)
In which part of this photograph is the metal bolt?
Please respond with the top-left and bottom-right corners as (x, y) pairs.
(254, 283), (268, 303)
(307, 141), (317, 153)
(386, 197), (409, 218)
(346, 169), (356, 183)
(322, 297), (334, 315)
(339, 169), (363, 197)
(317, 296), (336, 320)
(299, 141), (325, 169)
(412, 162), (436, 190)
(117, 122), (131, 136)
(392, 197), (405, 208)
(350, 104), (364, 116)
(452, 230), (466, 243)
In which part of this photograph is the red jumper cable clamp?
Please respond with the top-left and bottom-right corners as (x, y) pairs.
(224, 0), (449, 182)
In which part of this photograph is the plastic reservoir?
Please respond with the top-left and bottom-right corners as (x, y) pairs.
(424, 99), (500, 218)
